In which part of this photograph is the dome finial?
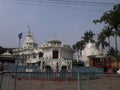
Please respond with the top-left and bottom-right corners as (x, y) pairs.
(89, 40), (91, 43)
(28, 25), (31, 34)
(53, 32), (56, 40)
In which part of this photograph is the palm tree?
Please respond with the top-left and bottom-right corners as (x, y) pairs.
(107, 47), (117, 57)
(112, 5), (120, 51)
(73, 40), (85, 53)
(81, 30), (95, 45)
(96, 32), (109, 54)
(107, 47), (120, 70)
(94, 4), (120, 51)
(102, 26), (113, 50)
(113, 29), (120, 52)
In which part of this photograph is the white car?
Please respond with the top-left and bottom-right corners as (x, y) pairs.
(117, 69), (120, 74)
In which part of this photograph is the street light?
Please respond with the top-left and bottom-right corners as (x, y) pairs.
(14, 32), (23, 90)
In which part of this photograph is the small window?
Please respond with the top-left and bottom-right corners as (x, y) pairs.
(53, 50), (59, 59)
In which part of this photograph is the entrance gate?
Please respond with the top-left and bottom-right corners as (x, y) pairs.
(0, 71), (103, 90)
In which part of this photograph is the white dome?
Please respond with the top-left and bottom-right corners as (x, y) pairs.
(2, 51), (12, 57)
(41, 43), (47, 47)
(22, 31), (38, 49)
(83, 42), (100, 56)
(81, 42), (100, 66)
(25, 37), (35, 43)
(85, 49), (94, 56)
(24, 51), (33, 54)
(86, 42), (93, 48)
(33, 49), (42, 54)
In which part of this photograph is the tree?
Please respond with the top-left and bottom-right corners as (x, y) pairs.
(107, 47), (120, 70)
(0, 46), (3, 55)
(107, 47), (117, 57)
(81, 30), (95, 44)
(73, 40), (85, 54)
(73, 30), (95, 56)
(96, 32), (109, 54)
(94, 4), (120, 51)
(0, 46), (5, 55)
(102, 26), (113, 50)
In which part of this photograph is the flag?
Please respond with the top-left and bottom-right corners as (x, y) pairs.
(18, 32), (23, 39)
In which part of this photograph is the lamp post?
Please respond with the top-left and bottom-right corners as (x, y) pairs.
(0, 70), (3, 90)
(14, 32), (23, 90)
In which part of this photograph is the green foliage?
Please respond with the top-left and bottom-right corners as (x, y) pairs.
(0, 46), (4, 55)
(73, 30), (95, 53)
(107, 47), (118, 57)
(0, 46), (10, 55)
(102, 26), (113, 50)
(73, 40), (85, 51)
(81, 30), (95, 44)
(96, 32), (109, 53)
(93, 4), (120, 29)
(94, 3), (120, 51)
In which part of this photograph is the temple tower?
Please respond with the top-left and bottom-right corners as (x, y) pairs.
(22, 26), (38, 49)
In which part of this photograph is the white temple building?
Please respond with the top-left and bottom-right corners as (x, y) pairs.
(40, 37), (74, 72)
(14, 30), (74, 72)
(81, 41), (101, 67)
(13, 30), (41, 65)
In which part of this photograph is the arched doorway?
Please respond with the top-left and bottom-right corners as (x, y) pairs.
(61, 65), (67, 71)
(45, 65), (52, 72)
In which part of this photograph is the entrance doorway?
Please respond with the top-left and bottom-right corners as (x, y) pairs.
(45, 65), (52, 72)
(61, 65), (67, 71)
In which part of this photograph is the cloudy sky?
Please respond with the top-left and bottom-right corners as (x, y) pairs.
(0, 0), (119, 50)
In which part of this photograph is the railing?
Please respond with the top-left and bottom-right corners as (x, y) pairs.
(0, 71), (119, 90)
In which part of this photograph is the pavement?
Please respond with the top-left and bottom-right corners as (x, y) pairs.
(1, 74), (120, 90)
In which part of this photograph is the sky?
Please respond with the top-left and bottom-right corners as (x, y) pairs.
(0, 0), (119, 50)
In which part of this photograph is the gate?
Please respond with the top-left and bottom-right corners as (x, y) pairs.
(0, 71), (119, 90)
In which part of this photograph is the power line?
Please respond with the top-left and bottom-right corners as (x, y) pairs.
(1, 0), (117, 6)
(0, 0), (118, 11)
(49, 0), (116, 5)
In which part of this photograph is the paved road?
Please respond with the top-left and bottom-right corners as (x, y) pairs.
(1, 74), (120, 90)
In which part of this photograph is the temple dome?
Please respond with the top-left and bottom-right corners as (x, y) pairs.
(86, 42), (93, 49)
(22, 30), (38, 49)
(82, 42), (100, 56)
(1, 51), (12, 57)
(48, 39), (62, 44)
(81, 42), (100, 66)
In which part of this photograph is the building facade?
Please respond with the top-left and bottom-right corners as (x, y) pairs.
(81, 41), (101, 67)
(40, 38), (74, 72)
(13, 30), (41, 65)
(13, 31), (74, 72)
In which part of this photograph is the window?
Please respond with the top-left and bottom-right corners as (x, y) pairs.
(53, 50), (59, 59)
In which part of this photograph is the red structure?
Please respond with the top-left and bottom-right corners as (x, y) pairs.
(88, 55), (111, 72)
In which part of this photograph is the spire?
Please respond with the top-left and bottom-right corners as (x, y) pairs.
(28, 25), (31, 34)
(44, 38), (47, 43)
(88, 40), (91, 43)
(53, 32), (56, 40)
(27, 25), (32, 37)
(23, 25), (38, 49)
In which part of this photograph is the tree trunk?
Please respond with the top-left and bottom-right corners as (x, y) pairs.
(108, 37), (110, 50)
(115, 31), (118, 51)
(101, 44), (104, 54)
